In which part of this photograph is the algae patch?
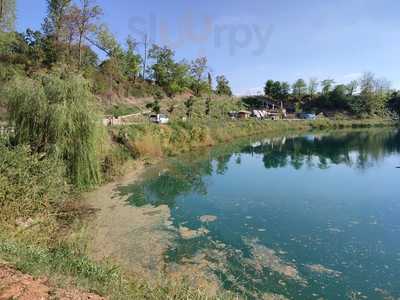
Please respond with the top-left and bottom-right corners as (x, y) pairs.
(244, 238), (306, 284)
(306, 264), (342, 277)
(86, 165), (177, 281)
(179, 226), (209, 239)
(199, 215), (218, 223)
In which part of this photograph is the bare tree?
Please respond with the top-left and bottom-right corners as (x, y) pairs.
(75, 0), (102, 68)
(63, 5), (80, 55)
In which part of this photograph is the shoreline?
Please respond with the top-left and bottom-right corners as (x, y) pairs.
(113, 118), (395, 161)
(82, 124), (398, 298)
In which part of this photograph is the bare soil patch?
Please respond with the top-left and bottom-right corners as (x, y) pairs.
(0, 264), (104, 300)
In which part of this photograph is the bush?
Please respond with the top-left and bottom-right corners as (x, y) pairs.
(0, 141), (67, 224)
(4, 71), (104, 188)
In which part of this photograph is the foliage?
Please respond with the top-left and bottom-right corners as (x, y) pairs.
(263, 73), (394, 117)
(4, 71), (103, 188)
(190, 57), (209, 96)
(292, 78), (307, 99)
(105, 103), (139, 118)
(216, 75), (233, 96)
(148, 45), (191, 97)
(388, 91), (400, 117)
(146, 99), (161, 114)
(0, 141), (66, 224)
(184, 96), (195, 118)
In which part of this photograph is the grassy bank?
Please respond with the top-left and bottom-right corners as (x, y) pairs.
(113, 117), (395, 160)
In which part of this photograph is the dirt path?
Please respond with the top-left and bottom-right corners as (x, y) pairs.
(0, 264), (104, 300)
(85, 162), (177, 282)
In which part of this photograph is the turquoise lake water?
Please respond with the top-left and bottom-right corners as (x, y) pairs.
(120, 128), (400, 299)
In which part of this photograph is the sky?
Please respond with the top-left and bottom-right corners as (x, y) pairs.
(16, 0), (400, 95)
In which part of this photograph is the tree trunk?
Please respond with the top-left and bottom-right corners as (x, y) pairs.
(142, 34), (148, 79)
(0, 0), (4, 22)
(78, 33), (83, 68)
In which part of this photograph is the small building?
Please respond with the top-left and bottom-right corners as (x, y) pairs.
(237, 111), (251, 119)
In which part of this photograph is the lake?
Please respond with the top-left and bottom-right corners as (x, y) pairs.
(119, 128), (400, 299)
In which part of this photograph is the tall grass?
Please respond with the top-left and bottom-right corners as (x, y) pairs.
(4, 71), (104, 188)
(116, 118), (394, 159)
(0, 141), (66, 225)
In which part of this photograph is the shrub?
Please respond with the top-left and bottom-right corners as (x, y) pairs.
(0, 141), (66, 224)
(4, 71), (104, 188)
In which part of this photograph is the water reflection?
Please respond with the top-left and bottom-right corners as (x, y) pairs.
(241, 130), (400, 170)
(117, 128), (400, 299)
(119, 129), (399, 207)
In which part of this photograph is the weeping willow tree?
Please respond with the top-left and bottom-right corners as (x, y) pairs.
(4, 71), (104, 188)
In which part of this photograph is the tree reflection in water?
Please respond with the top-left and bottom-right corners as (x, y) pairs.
(119, 129), (400, 207)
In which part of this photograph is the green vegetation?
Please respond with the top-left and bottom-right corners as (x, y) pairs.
(116, 118), (393, 159)
(0, 0), (399, 298)
(0, 140), (66, 227)
(263, 74), (400, 117)
(105, 103), (140, 118)
(0, 235), (235, 300)
(4, 71), (103, 188)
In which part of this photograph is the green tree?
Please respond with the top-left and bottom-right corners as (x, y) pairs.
(89, 23), (121, 58)
(292, 79), (307, 98)
(264, 80), (274, 98)
(308, 78), (319, 99)
(215, 75), (233, 96)
(146, 99), (160, 114)
(321, 79), (335, 95)
(205, 97), (211, 115)
(271, 81), (282, 100)
(280, 82), (290, 102)
(388, 91), (400, 117)
(358, 72), (377, 115)
(184, 96), (195, 118)
(75, 0), (102, 68)
(90, 24), (123, 99)
(330, 84), (349, 109)
(0, 0), (16, 31)
(124, 36), (142, 82)
(148, 45), (190, 97)
(43, 0), (72, 43)
(4, 71), (103, 188)
(190, 57), (208, 96)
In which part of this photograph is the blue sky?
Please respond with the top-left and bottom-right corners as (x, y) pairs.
(17, 0), (400, 95)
